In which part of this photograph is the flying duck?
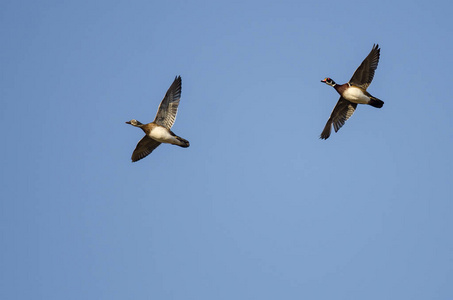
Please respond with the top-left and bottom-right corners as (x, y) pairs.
(126, 76), (189, 162)
(320, 44), (384, 139)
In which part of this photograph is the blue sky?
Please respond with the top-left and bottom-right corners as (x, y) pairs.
(1, 0), (452, 299)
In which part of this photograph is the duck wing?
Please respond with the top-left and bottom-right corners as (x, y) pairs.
(131, 136), (161, 162)
(153, 76), (182, 129)
(349, 44), (380, 89)
(320, 97), (357, 139)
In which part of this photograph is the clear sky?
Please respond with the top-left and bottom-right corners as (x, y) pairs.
(1, 0), (452, 299)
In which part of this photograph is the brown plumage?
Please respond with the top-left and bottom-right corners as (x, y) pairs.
(126, 76), (189, 162)
(320, 44), (384, 139)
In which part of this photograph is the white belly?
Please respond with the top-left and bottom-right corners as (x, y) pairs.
(342, 86), (370, 104)
(149, 126), (178, 144)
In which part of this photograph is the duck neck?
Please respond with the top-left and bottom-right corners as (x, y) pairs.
(333, 83), (347, 95)
(136, 124), (146, 133)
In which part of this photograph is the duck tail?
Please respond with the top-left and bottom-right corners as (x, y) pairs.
(368, 97), (384, 108)
(176, 136), (190, 148)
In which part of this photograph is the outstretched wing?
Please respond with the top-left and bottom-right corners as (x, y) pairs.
(131, 136), (161, 162)
(153, 76), (182, 129)
(320, 97), (357, 139)
(349, 44), (380, 89)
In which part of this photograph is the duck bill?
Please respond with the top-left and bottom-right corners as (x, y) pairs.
(125, 121), (131, 124)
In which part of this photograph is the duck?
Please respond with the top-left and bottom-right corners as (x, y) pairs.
(320, 44), (384, 139)
(126, 76), (189, 162)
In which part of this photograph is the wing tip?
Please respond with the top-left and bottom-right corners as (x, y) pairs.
(174, 75), (182, 85)
(320, 120), (332, 140)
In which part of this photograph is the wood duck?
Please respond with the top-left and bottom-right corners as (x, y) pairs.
(126, 76), (189, 162)
(320, 44), (384, 139)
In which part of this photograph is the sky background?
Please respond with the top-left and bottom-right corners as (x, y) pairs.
(1, 0), (452, 299)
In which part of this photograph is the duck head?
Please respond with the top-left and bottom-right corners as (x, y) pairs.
(321, 77), (336, 86)
(125, 119), (143, 127)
